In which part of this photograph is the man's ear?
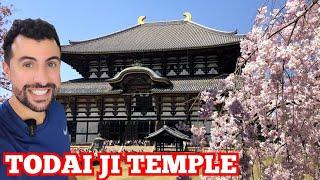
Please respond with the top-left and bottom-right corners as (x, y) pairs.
(2, 61), (11, 81)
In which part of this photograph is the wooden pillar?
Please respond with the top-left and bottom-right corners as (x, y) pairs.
(98, 59), (101, 79)
(124, 95), (132, 140)
(86, 121), (89, 143)
(170, 96), (176, 117)
(216, 49), (223, 74)
(184, 95), (192, 136)
(69, 96), (77, 143)
(161, 54), (167, 77)
(189, 55), (194, 76)
(107, 61), (115, 78)
(154, 95), (162, 130)
(96, 96), (104, 137)
(176, 141), (178, 151)
(204, 55), (208, 74)
(83, 59), (90, 80)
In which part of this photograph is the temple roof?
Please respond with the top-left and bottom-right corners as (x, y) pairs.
(58, 77), (225, 95)
(145, 125), (190, 141)
(61, 20), (242, 54)
(107, 65), (172, 89)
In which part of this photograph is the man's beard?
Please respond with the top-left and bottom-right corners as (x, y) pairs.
(13, 83), (58, 112)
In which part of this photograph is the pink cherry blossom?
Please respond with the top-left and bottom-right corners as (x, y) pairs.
(196, 0), (320, 179)
(0, 3), (12, 104)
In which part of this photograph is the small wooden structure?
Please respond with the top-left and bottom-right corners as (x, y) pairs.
(90, 134), (106, 151)
(145, 125), (190, 151)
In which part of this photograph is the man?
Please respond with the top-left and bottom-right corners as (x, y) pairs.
(0, 19), (76, 180)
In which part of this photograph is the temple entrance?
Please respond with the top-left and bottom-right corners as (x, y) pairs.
(101, 65), (174, 143)
(99, 120), (157, 143)
(99, 121), (126, 143)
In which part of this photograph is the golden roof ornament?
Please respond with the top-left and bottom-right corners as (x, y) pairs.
(183, 12), (192, 22)
(138, 16), (146, 25)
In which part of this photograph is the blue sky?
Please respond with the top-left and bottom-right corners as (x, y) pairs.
(3, 0), (266, 82)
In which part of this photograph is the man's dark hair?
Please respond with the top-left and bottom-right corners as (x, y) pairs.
(3, 18), (61, 64)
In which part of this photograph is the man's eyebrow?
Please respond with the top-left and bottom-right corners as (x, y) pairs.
(18, 56), (37, 62)
(46, 56), (61, 61)
(18, 56), (61, 62)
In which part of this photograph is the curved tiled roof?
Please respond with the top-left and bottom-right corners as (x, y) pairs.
(62, 20), (242, 54)
(145, 125), (190, 141)
(58, 77), (225, 95)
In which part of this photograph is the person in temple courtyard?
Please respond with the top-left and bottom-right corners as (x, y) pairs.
(0, 18), (76, 180)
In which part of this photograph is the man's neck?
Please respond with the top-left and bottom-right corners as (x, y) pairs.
(8, 96), (46, 125)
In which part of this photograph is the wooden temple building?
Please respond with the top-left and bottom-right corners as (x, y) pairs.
(58, 13), (242, 144)
(145, 125), (191, 151)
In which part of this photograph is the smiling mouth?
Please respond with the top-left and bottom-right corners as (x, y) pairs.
(28, 89), (51, 96)
(31, 89), (49, 95)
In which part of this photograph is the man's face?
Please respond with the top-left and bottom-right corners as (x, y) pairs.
(3, 35), (61, 112)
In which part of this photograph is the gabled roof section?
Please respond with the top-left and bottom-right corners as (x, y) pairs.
(145, 125), (190, 141)
(107, 65), (172, 89)
(61, 20), (243, 54)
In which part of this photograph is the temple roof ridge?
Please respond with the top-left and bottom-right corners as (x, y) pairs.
(68, 24), (141, 45)
(187, 21), (240, 35)
(67, 20), (187, 45)
(62, 18), (243, 54)
(67, 20), (242, 46)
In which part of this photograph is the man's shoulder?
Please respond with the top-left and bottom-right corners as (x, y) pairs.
(49, 100), (65, 113)
(0, 102), (19, 152)
(47, 100), (67, 126)
(0, 101), (8, 113)
(50, 100), (64, 109)
(0, 101), (10, 123)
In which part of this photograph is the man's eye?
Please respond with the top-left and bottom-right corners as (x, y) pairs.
(23, 63), (33, 68)
(48, 62), (57, 68)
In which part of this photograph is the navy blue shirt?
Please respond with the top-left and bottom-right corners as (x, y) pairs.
(0, 100), (70, 180)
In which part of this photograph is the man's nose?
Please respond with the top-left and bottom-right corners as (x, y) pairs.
(33, 66), (50, 85)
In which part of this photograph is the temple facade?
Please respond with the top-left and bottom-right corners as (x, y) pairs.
(58, 13), (242, 144)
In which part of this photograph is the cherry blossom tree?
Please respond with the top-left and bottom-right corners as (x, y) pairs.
(199, 0), (320, 179)
(0, 2), (12, 103)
